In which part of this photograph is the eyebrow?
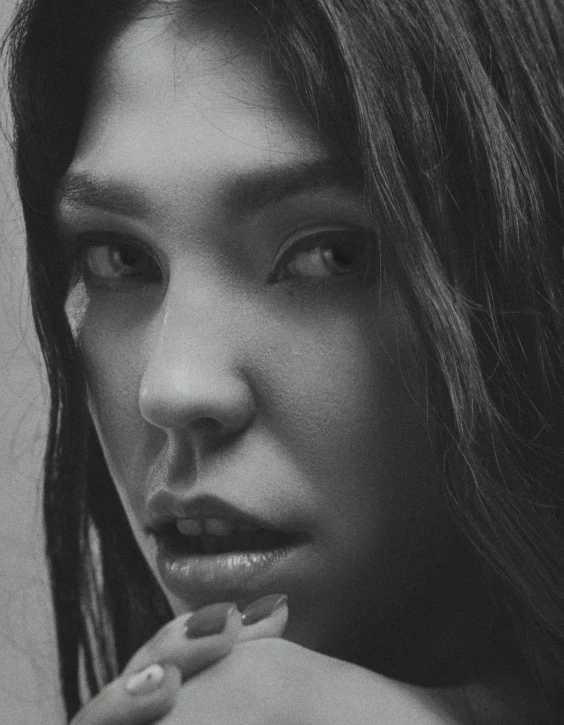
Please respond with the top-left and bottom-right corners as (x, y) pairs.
(56, 157), (362, 220)
(222, 157), (362, 214)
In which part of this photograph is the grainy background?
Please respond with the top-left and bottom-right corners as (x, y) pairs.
(0, 1), (63, 722)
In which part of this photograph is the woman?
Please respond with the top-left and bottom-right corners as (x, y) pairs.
(5, 0), (564, 722)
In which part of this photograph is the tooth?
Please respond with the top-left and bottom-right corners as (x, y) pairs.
(177, 518), (204, 536)
(204, 518), (235, 536)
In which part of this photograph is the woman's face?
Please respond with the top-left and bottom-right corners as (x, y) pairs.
(58, 5), (458, 666)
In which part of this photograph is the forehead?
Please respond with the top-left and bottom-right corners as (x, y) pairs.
(67, 5), (327, 210)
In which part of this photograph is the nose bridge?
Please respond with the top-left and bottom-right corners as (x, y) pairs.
(138, 274), (255, 435)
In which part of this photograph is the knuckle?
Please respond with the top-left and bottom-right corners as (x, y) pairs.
(136, 617), (184, 664)
(157, 618), (178, 641)
(138, 638), (160, 666)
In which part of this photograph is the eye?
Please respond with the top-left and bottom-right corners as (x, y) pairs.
(72, 235), (160, 283)
(273, 228), (372, 283)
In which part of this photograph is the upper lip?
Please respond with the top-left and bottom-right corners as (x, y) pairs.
(146, 491), (287, 534)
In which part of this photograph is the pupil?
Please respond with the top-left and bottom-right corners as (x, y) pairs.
(117, 245), (138, 267)
(330, 244), (355, 269)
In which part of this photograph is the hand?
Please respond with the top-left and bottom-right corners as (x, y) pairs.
(157, 637), (469, 725)
(70, 595), (289, 725)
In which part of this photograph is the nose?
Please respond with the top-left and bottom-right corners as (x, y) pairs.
(138, 293), (256, 443)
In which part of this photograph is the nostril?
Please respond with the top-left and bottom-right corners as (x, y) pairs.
(190, 417), (224, 437)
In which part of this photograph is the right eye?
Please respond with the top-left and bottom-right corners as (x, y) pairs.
(72, 236), (161, 282)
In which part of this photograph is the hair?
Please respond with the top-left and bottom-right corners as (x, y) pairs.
(4, 0), (564, 721)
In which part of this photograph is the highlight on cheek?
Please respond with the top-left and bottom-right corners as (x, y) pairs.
(65, 278), (90, 338)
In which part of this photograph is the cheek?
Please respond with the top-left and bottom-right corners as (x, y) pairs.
(264, 299), (434, 504)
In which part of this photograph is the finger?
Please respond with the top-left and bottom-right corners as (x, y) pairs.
(123, 602), (242, 681)
(71, 664), (181, 725)
(237, 593), (289, 642)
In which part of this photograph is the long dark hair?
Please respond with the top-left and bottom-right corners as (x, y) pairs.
(5, 0), (564, 720)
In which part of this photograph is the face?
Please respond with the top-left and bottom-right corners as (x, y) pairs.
(57, 4), (461, 669)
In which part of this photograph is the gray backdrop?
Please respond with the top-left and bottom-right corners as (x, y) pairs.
(0, 0), (62, 722)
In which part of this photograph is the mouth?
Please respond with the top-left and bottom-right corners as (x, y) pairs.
(148, 494), (308, 606)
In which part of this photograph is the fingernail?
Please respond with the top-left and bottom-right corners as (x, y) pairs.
(125, 664), (165, 696)
(185, 602), (237, 638)
(241, 593), (288, 626)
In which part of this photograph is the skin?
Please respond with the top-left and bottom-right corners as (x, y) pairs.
(58, 3), (485, 683)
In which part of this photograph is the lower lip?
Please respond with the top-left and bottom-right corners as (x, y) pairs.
(156, 539), (302, 607)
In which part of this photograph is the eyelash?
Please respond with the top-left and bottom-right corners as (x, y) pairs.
(271, 228), (371, 283)
(67, 228), (373, 287)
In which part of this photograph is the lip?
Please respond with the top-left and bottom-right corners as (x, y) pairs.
(156, 538), (303, 608)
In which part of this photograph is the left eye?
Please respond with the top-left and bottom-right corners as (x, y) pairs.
(273, 229), (371, 282)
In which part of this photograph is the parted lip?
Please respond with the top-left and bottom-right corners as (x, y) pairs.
(145, 490), (291, 535)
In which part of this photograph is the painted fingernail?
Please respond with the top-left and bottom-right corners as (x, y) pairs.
(125, 664), (165, 696)
(185, 602), (237, 638)
(241, 594), (288, 626)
